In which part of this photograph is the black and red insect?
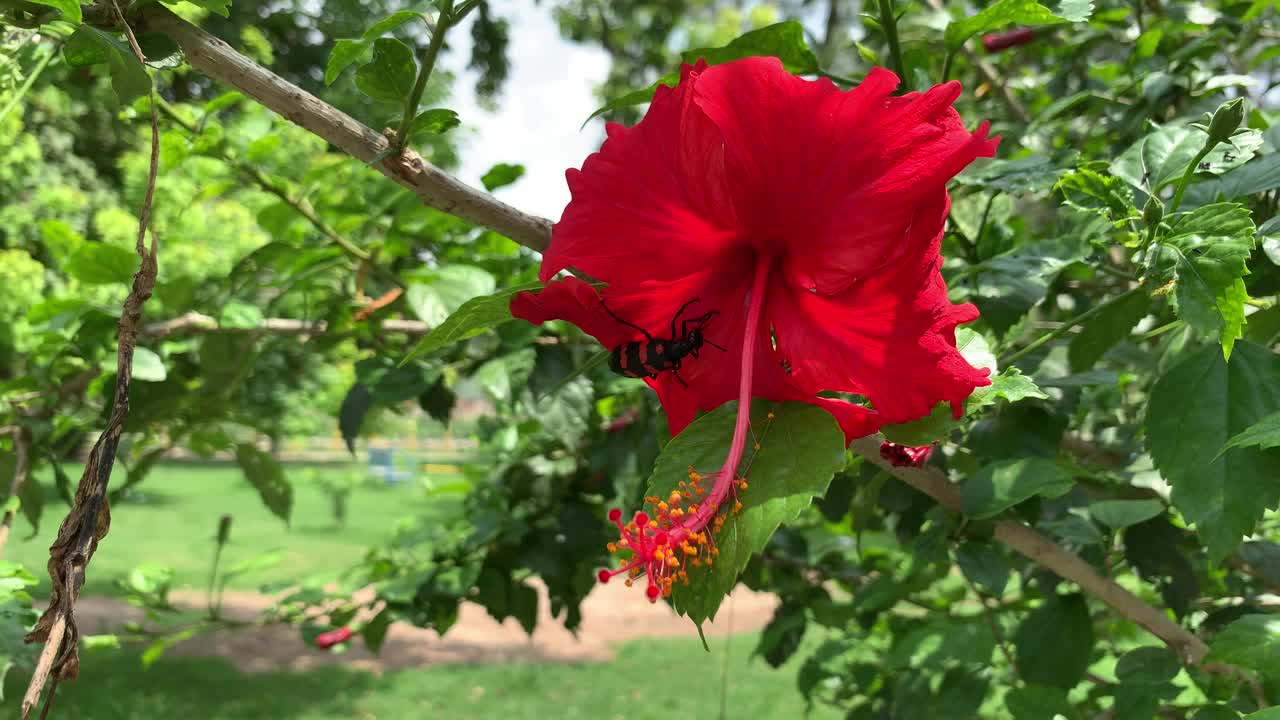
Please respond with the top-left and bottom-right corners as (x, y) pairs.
(602, 297), (726, 387)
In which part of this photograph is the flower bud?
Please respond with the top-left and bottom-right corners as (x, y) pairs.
(981, 27), (1036, 53)
(1142, 196), (1164, 227)
(1206, 98), (1245, 142)
(217, 514), (233, 545)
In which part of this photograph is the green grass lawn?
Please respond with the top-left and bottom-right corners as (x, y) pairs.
(5, 461), (837, 720)
(4, 634), (838, 720)
(8, 461), (456, 596)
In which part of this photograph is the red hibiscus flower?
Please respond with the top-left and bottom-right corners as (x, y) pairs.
(512, 57), (995, 602)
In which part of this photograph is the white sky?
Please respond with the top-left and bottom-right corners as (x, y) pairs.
(441, 0), (611, 222)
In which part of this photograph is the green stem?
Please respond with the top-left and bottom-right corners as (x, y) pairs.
(395, 2), (454, 152)
(1140, 320), (1183, 341)
(1168, 141), (1217, 215)
(975, 191), (999, 252)
(941, 50), (956, 83)
(0, 40), (62, 126)
(877, 0), (907, 81)
(1000, 288), (1145, 365)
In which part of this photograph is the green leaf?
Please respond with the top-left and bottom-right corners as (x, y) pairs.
(584, 75), (677, 124)
(405, 265), (497, 326)
(401, 281), (544, 362)
(218, 301), (264, 329)
(954, 540), (1010, 597)
(652, 401), (845, 626)
(62, 26), (151, 104)
(1069, 291), (1152, 371)
(510, 582), (538, 636)
(1112, 124), (1260, 192)
(362, 11), (425, 40)
(1218, 410), (1280, 456)
(404, 108), (460, 143)
(1147, 341), (1280, 561)
(480, 163), (525, 191)
(962, 458), (1073, 519)
(1056, 166), (1137, 222)
(473, 350), (536, 404)
(361, 609), (393, 653)
(1205, 614), (1280, 674)
(1187, 153), (1280, 204)
(172, 0), (232, 17)
(1014, 593), (1095, 689)
(337, 384), (373, 454)
(234, 443), (293, 525)
(1005, 684), (1080, 720)
(1040, 514), (1104, 545)
(1115, 646), (1181, 685)
(944, 0), (1092, 53)
(354, 38), (417, 104)
(27, 0), (81, 23)
(1194, 706), (1243, 720)
(325, 39), (371, 85)
(680, 21), (819, 74)
(1161, 204), (1256, 358)
(1237, 541), (1280, 587)
(131, 347), (167, 383)
(65, 244), (138, 285)
(955, 154), (1064, 194)
(1088, 499), (1164, 529)
(1245, 710), (1280, 720)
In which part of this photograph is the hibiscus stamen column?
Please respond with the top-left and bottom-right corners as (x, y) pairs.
(598, 255), (772, 602)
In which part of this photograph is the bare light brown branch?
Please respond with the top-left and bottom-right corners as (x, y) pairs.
(141, 312), (429, 338)
(138, 5), (554, 254)
(848, 436), (1210, 666)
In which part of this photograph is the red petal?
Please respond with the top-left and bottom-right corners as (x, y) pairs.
(692, 59), (998, 296)
(766, 196), (990, 426)
(541, 62), (742, 286)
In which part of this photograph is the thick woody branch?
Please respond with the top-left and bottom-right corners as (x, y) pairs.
(137, 5), (554, 253)
(141, 312), (428, 338)
(848, 436), (1210, 666)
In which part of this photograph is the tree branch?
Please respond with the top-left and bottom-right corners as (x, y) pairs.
(137, 5), (553, 253)
(848, 436), (1210, 666)
(140, 312), (428, 338)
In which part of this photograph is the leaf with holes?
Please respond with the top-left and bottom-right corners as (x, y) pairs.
(648, 401), (844, 626)
(354, 38), (417, 104)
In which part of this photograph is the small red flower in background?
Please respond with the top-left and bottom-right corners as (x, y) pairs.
(880, 441), (935, 468)
(981, 28), (1036, 53)
(314, 627), (353, 649)
(512, 57), (995, 602)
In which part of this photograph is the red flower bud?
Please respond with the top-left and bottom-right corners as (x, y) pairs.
(981, 28), (1035, 53)
(880, 441), (935, 468)
(314, 627), (353, 649)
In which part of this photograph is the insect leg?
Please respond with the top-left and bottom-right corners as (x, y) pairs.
(670, 297), (701, 339)
(601, 298), (653, 341)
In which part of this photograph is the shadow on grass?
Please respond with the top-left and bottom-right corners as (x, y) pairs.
(4, 649), (378, 720)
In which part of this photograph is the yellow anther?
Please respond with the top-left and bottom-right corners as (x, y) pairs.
(624, 579), (633, 587)
(658, 501), (669, 512)
(667, 556), (680, 567)
(767, 412), (775, 419)
(607, 542), (617, 552)
(654, 549), (664, 560)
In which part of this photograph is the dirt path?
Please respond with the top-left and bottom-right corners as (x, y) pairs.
(72, 580), (779, 673)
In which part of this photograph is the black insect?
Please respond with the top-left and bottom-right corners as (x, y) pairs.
(602, 297), (726, 387)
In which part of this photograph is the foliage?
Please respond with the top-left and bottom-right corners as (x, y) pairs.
(2, 0), (1280, 717)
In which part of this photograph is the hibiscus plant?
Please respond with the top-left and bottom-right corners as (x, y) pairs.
(2, 0), (1280, 718)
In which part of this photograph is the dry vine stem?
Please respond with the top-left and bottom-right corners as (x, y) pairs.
(75, 0), (1215, 681)
(20, 6), (160, 717)
(0, 425), (32, 559)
